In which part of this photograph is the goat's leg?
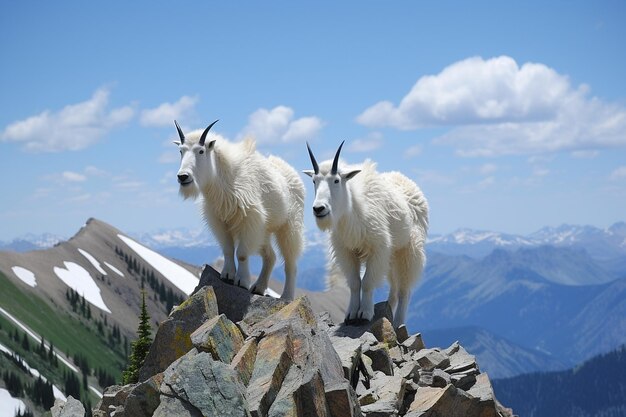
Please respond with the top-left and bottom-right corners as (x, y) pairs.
(274, 223), (303, 301)
(358, 248), (390, 322)
(333, 246), (362, 323)
(207, 216), (236, 283)
(250, 234), (276, 296)
(235, 212), (265, 290)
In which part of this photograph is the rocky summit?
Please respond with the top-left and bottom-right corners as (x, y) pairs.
(51, 265), (514, 417)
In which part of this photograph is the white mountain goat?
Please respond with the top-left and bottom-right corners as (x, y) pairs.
(304, 142), (428, 327)
(174, 120), (304, 300)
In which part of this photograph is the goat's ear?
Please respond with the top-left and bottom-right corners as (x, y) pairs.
(302, 170), (315, 178)
(342, 170), (361, 181)
(173, 141), (181, 146)
(207, 140), (216, 150)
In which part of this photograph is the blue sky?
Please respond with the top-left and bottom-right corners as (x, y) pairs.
(1, 1), (625, 241)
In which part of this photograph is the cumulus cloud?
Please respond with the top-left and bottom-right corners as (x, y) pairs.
(140, 95), (198, 127)
(348, 132), (384, 152)
(238, 106), (323, 143)
(404, 144), (422, 158)
(357, 56), (626, 156)
(1, 88), (134, 152)
(610, 166), (626, 180)
(61, 171), (87, 182)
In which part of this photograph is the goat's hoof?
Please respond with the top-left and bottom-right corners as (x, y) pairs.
(249, 285), (264, 296)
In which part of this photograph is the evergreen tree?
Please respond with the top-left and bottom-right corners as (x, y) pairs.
(21, 332), (30, 351)
(122, 291), (153, 384)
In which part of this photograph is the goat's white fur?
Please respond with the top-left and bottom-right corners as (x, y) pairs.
(305, 158), (428, 327)
(176, 128), (304, 300)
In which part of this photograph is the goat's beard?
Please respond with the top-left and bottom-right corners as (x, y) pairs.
(315, 214), (333, 231)
(179, 183), (200, 200)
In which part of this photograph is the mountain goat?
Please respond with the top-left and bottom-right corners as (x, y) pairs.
(304, 142), (428, 327)
(175, 120), (304, 300)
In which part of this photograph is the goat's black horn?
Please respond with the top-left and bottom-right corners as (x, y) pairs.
(306, 142), (319, 174)
(199, 119), (219, 146)
(174, 120), (185, 144)
(331, 140), (345, 175)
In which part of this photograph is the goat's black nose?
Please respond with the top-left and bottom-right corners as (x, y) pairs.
(178, 173), (190, 183)
(313, 205), (326, 214)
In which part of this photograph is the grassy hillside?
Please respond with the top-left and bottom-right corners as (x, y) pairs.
(0, 271), (127, 382)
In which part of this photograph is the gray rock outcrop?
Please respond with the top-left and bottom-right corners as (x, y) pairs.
(83, 265), (514, 417)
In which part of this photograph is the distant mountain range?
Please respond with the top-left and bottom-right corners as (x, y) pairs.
(2, 220), (625, 381)
(493, 345), (626, 417)
(428, 222), (626, 260)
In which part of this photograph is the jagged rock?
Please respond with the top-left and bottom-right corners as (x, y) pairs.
(388, 346), (404, 364)
(395, 325), (409, 344)
(51, 396), (85, 417)
(325, 381), (363, 417)
(95, 384), (134, 415)
(191, 313), (244, 363)
(369, 372), (406, 408)
(360, 354), (376, 382)
(406, 381), (501, 417)
(363, 345), (394, 376)
(417, 370), (433, 387)
(450, 369), (478, 390)
(397, 361), (420, 382)
(330, 335), (363, 384)
(194, 265), (287, 324)
(153, 396), (203, 417)
(231, 338), (258, 386)
(157, 350), (250, 417)
(237, 295), (291, 337)
(247, 296), (352, 416)
(360, 400), (398, 417)
(445, 343), (478, 374)
(432, 369), (451, 388)
(247, 330), (294, 417)
(122, 373), (163, 417)
(370, 317), (397, 347)
(139, 286), (219, 380)
(268, 368), (329, 417)
(401, 333), (425, 353)
(96, 269), (513, 417)
(467, 373), (497, 405)
(414, 348), (450, 371)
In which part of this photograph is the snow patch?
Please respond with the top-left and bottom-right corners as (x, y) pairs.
(117, 234), (199, 295)
(104, 262), (124, 277)
(0, 388), (26, 417)
(78, 248), (107, 275)
(53, 262), (111, 313)
(11, 266), (37, 287)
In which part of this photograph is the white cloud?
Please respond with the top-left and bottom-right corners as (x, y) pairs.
(357, 56), (626, 156)
(479, 163), (498, 176)
(348, 132), (383, 153)
(404, 144), (422, 158)
(571, 150), (599, 159)
(140, 95), (198, 127)
(238, 106), (323, 143)
(610, 166), (626, 180)
(61, 171), (87, 182)
(1, 87), (134, 152)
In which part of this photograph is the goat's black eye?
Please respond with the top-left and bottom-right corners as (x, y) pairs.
(199, 149), (204, 154)
(334, 179), (339, 184)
